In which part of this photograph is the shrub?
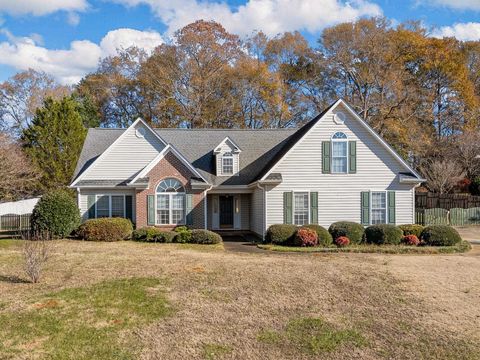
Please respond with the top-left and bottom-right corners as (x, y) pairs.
(173, 226), (192, 243)
(132, 227), (175, 243)
(31, 189), (80, 238)
(303, 224), (333, 246)
(190, 229), (223, 244)
(421, 225), (462, 246)
(364, 224), (403, 245)
(398, 224), (424, 238)
(266, 224), (297, 245)
(334, 236), (350, 247)
(403, 234), (420, 246)
(328, 222), (364, 244)
(78, 218), (133, 241)
(294, 228), (318, 247)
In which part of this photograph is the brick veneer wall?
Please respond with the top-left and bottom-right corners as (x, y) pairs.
(135, 151), (205, 229)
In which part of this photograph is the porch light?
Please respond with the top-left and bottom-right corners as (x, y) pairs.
(235, 198), (239, 213)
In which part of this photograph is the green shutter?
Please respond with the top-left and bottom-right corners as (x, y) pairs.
(310, 192), (318, 224)
(147, 195), (155, 225)
(283, 192), (293, 224)
(388, 191), (396, 224)
(125, 195), (133, 222)
(349, 141), (357, 173)
(87, 195), (96, 219)
(322, 141), (331, 174)
(186, 194), (193, 226)
(361, 191), (370, 226)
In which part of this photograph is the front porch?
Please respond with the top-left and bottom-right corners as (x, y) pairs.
(206, 193), (251, 232)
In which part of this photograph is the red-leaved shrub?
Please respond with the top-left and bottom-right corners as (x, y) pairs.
(334, 236), (350, 247)
(403, 234), (420, 246)
(294, 228), (318, 247)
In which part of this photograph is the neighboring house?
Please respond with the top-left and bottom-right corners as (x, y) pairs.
(70, 99), (424, 239)
(0, 198), (40, 216)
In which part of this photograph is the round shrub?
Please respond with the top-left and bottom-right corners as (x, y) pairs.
(173, 226), (192, 243)
(303, 224), (333, 246)
(293, 228), (318, 247)
(266, 224), (297, 245)
(31, 189), (81, 238)
(132, 227), (175, 243)
(334, 236), (350, 247)
(364, 224), (403, 245)
(78, 218), (133, 241)
(328, 221), (364, 244)
(403, 234), (420, 246)
(190, 229), (222, 244)
(421, 225), (462, 246)
(398, 224), (424, 238)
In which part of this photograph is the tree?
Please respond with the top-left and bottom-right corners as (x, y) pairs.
(22, 97), (87, 192)
(0, 132), (38, 201)
(454, 131), (480, 179)
(420, 158), (465, 194)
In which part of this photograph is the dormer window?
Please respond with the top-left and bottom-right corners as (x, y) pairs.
(214, 137), (242, 176)
(332, 132), (348, 174)
(222, 152), (234, 175)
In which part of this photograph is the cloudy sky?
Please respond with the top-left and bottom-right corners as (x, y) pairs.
(0, 0), (479, 85)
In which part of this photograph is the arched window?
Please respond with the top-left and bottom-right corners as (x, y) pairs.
(222, 152), (234, 175)
(156, 178), (185, 225)
(331, 132), (348, 173)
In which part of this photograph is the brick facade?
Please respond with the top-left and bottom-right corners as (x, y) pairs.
(135, 151), (205, 229)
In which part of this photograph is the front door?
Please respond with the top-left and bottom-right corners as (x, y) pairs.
(219, 195), (234, 228)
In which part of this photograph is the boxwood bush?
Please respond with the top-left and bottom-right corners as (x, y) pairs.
(364, 224), (403, 245)
(132, 227), (175, 243)
(398, 224), (424, 238)
(173, 226), (192, 243)
(78, 218), (133, 241)
(266, 224), (297, 245)
(328, 221), (364, 244)
(190, 229), (222, 244)
(421, 225), (462, 246)
(303, 224), (333, 246)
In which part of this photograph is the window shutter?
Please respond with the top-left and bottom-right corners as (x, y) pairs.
(361, 191), (370, 226)
(349, 141), (357, 173)
(87, 195), (96, 219)
(125, 195), (133, 223)
(147, 195), (155, 225)
(283, 192), (293, 224)
(310, 192), (318, 224)
(388, 191), (396, 224)
(322, 141), (331, 174)
(186, 194), (193, 226)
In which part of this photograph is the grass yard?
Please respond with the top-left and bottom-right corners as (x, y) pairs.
(0, 239), (479, 359)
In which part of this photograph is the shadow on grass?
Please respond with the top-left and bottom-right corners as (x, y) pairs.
(0, 274), (29, 284)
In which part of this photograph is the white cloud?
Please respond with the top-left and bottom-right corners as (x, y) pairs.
(0, 0), (88, 16)
(432, 22), (480, 41)
(113, 0), (382, 36)
(418, 0), (480, 11)
(0, 28), (163, 85)
(67, 12), (81, 26)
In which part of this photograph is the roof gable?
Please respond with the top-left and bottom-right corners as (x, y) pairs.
(214, 136), (242, 153)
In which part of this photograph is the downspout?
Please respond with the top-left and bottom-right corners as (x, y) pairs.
(256, 182), (267, 240)
(203, 185), (213, 230)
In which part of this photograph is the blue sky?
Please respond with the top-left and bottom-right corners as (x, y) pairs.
(0, 0), (479, 84)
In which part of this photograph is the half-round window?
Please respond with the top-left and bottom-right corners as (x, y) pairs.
(156, 178), (185, 193)
(332, 132), (347, 140)
(156, 178), (185, 225)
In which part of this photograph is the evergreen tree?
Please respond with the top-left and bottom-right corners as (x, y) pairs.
(22, 96), (87, 192)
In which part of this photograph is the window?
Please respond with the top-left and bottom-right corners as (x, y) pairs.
(371, 191), (387, 224)
(156, 178), (185, 225)
(96, 195), (110, 218)
(332, 132), (348, 173)
(95, 195), (125, 218)
(222, 152), (234, 175)
(293, 192), (309, 226)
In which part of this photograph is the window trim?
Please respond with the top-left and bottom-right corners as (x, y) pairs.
(370, 190), (387, 225)
(221, 152), (234, 175)
(293, 191), (310, 226)
(95, 194), (126, 218)
(331, 132), (349, 174)
(155, 178), (186, 226)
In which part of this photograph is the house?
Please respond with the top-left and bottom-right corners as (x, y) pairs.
(70, 99), (424, 239)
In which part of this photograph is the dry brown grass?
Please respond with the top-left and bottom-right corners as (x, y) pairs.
(0, 239), (479, 359)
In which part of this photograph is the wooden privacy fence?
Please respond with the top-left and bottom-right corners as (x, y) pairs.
(0, 214), (31, 232)
(415, 208), (480, 226)
(416, 192), (480, 210)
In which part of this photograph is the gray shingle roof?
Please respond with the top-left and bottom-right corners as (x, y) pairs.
(73, 128), (297, 186)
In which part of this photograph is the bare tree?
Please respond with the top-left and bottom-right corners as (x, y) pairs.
(455, 131), (480, 178)
(22, 231), (52, 283)
(420, 158), (466, 194)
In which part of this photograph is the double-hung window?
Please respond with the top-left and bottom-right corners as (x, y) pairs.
(95, 195), (125, 218)
(331, 132), (348, 173)
(371, 191), (387, 224)
(156, 178), (186, 225)
(293, 192), (309, 226)
(222, 152), (234, 175)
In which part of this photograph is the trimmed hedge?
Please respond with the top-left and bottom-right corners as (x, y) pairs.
(266, 224), (297, 245)
(303, 224), (333, 246)
(78, 218), (133, 241)
(364, 224), (403, 245)
(328, 221), (364, 244)
(190, 229), (222, 244)
(173, 226), (192, 243)
(421, 225), (462, 246)
(132, 227), (175, 243)
(398, 224), (424, 238)
(31, 189), (80, 238)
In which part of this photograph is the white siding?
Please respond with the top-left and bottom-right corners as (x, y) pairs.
(215, 141), (240, 176)
(266, 103), (417, 228)
(241, 194), (250, 230)
(79, 189), (136, 222)
(250, 187), (265, 237)
(83, 123), (165, 180)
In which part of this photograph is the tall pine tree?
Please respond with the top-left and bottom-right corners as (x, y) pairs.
(22, 96), (87, 192)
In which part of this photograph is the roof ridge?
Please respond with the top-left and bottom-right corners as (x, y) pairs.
(91, 127), (297, 131)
